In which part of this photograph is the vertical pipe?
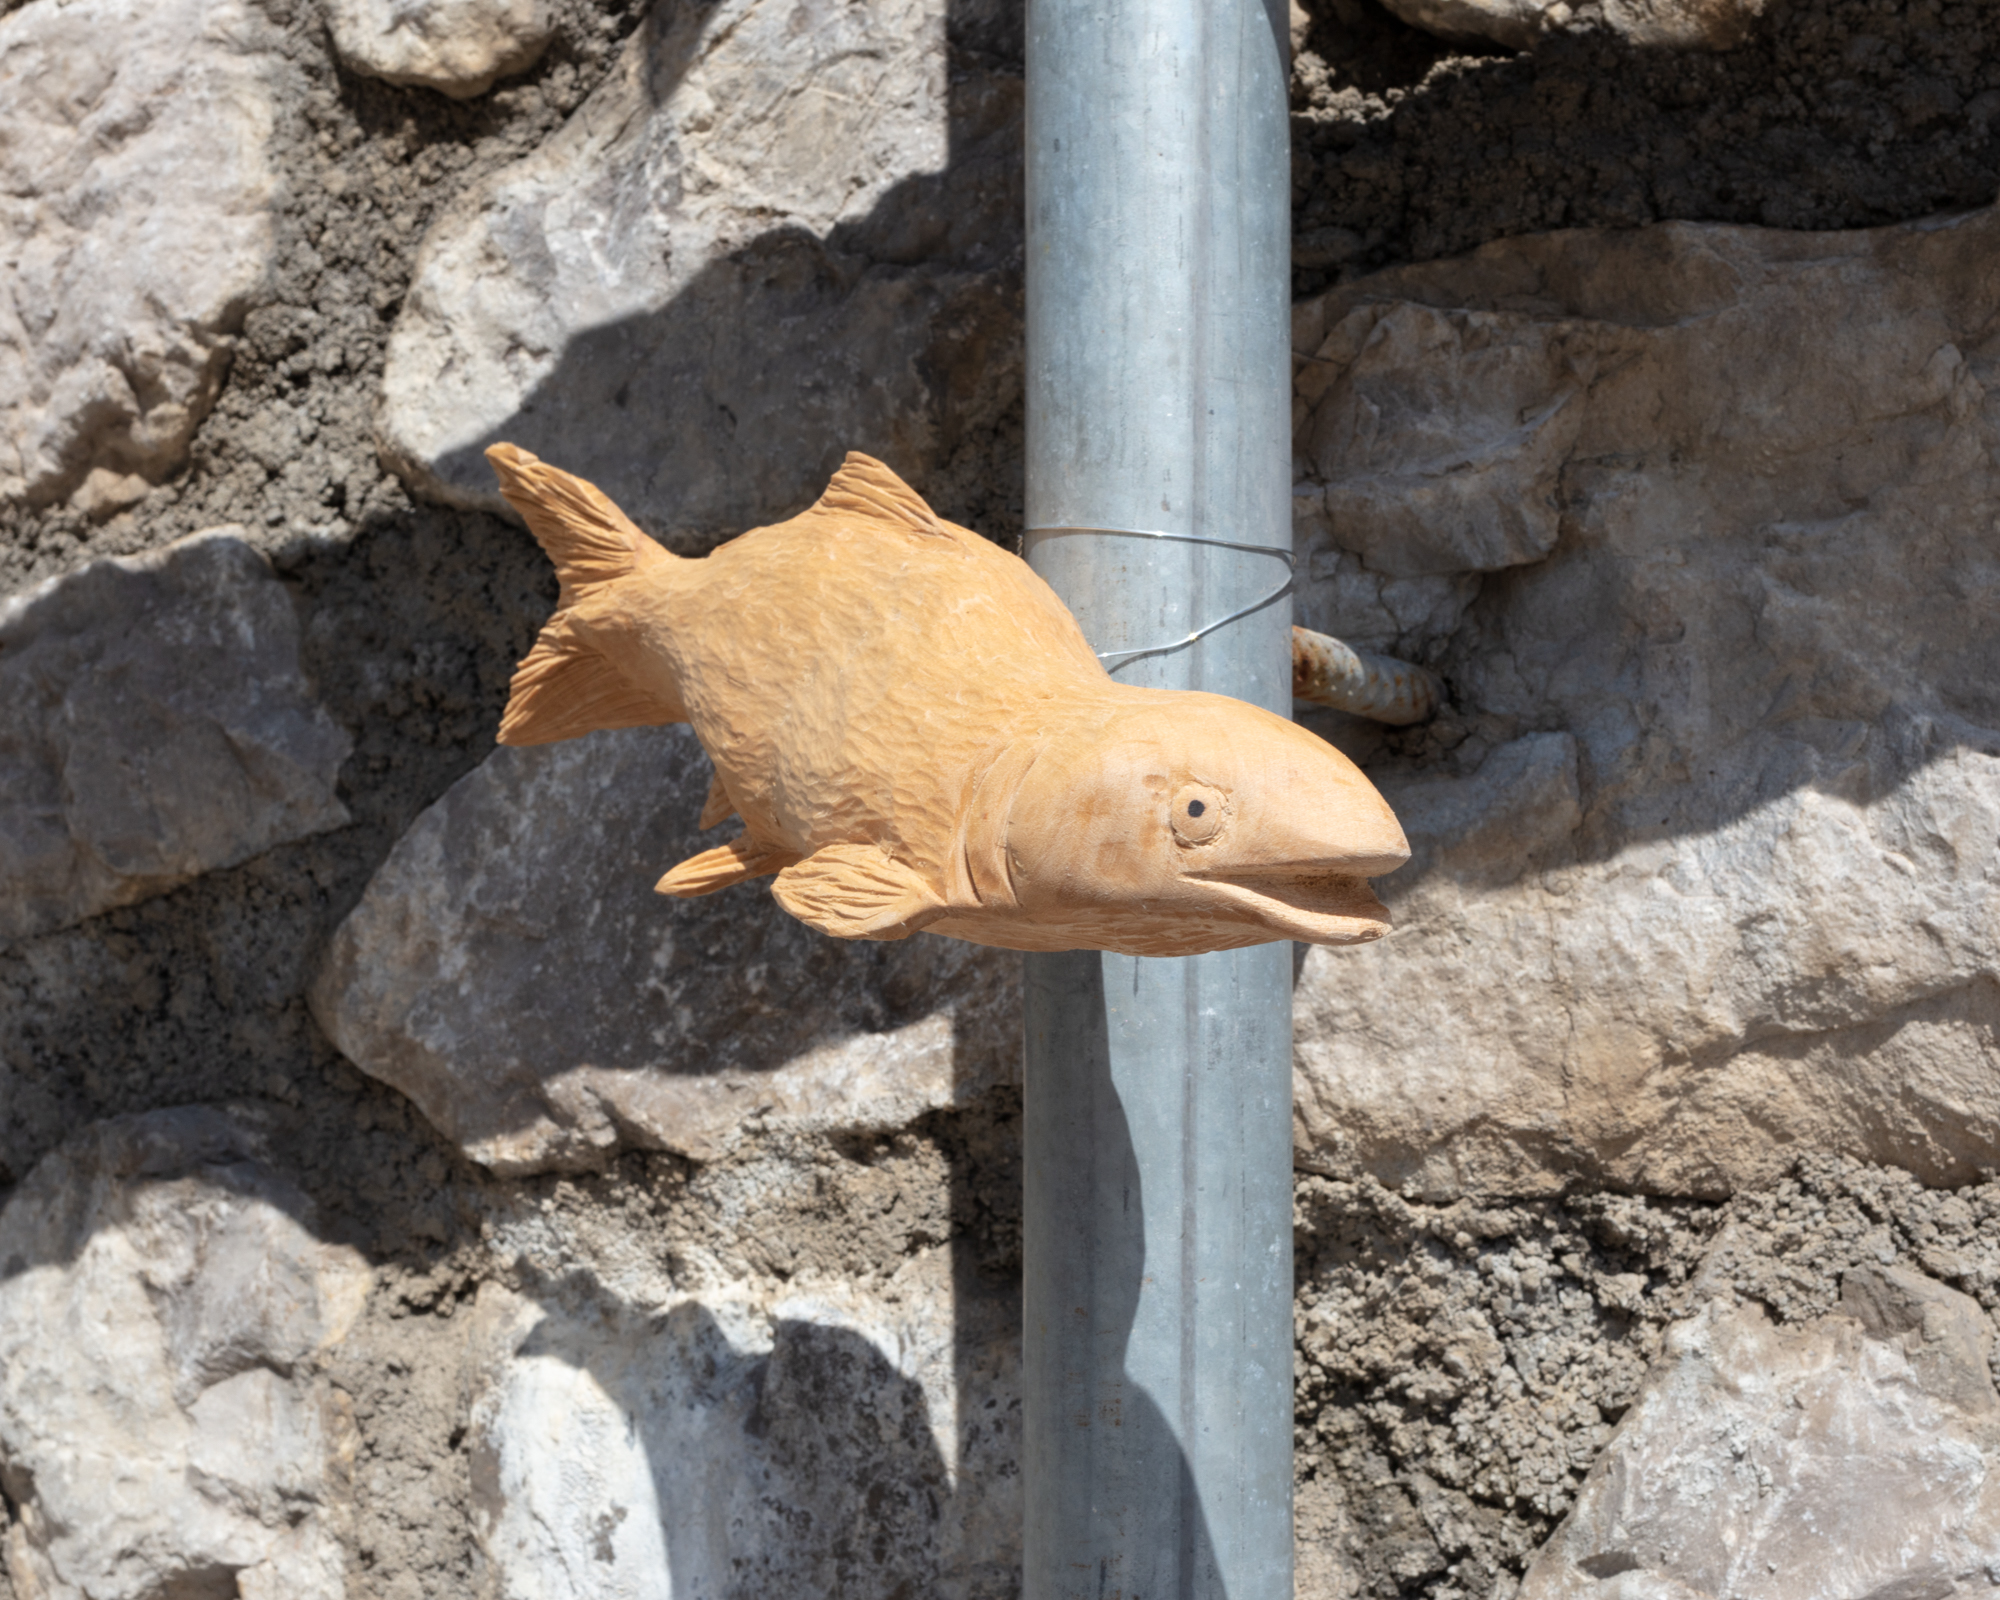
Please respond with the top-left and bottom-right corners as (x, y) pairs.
(1021, 0), (1294, 1590)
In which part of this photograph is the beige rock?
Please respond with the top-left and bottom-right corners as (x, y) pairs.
(1297, 298), (1587, 578)
(1520, 1274), (2000, 1599)
(326, 0), (552, 96)
(0, 531), (352, 943)
(464, 1247), (1019, 1599)
(376, 0), (1020, 541)
(1291, 209), (2000, 1199)
(1295, 1472), (1363, 1599)
(0, 0), (278, 508)
(0, 1108), (370, 1600)
(1840, 1263), (1999, 1420)
(1377, 0), (1765, 51)
(325, 0), (554, 98)
(67, 467), (152, 522)
(310, 724), (1021, 1174)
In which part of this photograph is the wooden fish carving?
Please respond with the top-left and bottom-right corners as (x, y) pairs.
(486, 444), (1409, 958)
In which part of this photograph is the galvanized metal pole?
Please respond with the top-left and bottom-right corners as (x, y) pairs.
(1021, 0), (1294, 1590)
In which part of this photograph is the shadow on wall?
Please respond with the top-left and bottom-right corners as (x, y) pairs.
(430, 215), (1023, 550)
(491, 1290), (955, 1595)
(303, 720), (1028, 1171)
(479, 1242), (1024, 1600)
(395, 0), (1027, 549)
(0, 1098), (1026, 1598)
(466, 969), (1226, 1600)
(1289, 0), (2000, 287)
(1287, 202), (2000, 884)
(296, 0), (1997, 1232)
(307, 0), (1032, 1174)
(373, 0), (2000, 924)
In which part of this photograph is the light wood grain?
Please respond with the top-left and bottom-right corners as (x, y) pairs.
(488, 443), (1409, 955)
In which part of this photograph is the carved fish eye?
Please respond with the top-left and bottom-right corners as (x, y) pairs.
(1170, 782), (1227, 846)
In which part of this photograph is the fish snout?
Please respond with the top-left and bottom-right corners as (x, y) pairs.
(1197, 773), (1410, 883)
(1175, 752), (1408, 946)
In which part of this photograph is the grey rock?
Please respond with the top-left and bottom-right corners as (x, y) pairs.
(310, 726), (1018, 1175)
(324, 0), (554, 97)
(376, 0), (1021, 542)
(0, 0), (279, 509)
(0, 1108), (371, 1600)
(1376, 0), (1765, 52)
(1383, 730), (1583, 884)
(0, 531), (352, 943)
(1840, 1263), (1999, 1420)
(1520, 1278), (2000, 1600)
(1291, 208), (2000, 1200)
(464, 1246), (1020, 1600)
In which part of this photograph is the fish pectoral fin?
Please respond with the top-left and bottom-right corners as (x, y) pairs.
(772, 845), (945, 941)
(655, 838), (799, 898)
(696, 772), (738, 830)
(502, 631), (684, 746)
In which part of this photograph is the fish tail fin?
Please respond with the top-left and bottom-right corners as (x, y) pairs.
(487, 443), (687, 747)
(488, 442), (663, 594)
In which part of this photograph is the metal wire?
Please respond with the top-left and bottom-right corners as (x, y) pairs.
(1024, 524), (1296, 670)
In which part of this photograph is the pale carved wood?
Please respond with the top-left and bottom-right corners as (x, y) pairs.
(487, 443), (1409, 956)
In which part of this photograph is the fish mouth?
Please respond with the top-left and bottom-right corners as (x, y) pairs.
(1186, 867), (1393, 945)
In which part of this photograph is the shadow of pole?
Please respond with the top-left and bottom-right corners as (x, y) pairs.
(484, 1256), (962, 1597)
(1022, 954), (1225, 1599)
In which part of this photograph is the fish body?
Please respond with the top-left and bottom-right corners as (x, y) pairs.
(488, 444), (1408, 957)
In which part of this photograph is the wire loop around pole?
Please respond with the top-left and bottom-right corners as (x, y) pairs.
(1022, 524), (1296, 670)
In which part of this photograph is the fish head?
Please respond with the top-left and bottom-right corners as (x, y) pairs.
(1002, 690), (1409, 950)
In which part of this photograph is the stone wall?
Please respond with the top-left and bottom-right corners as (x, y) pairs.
(1, 0), (1996, 1595)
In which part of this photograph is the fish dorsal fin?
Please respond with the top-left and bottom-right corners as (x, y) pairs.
(810, 453), (952, 539)
(487, 443), (656, 599)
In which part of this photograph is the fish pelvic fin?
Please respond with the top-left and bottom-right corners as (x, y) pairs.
(772, 844), (945, 941)
(500, 633), (681, 746)
(487, 443), (686, 746)
(656, 837), (800, 898)
(697, 772), (738, 830)
(811, 453), (956, 540)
